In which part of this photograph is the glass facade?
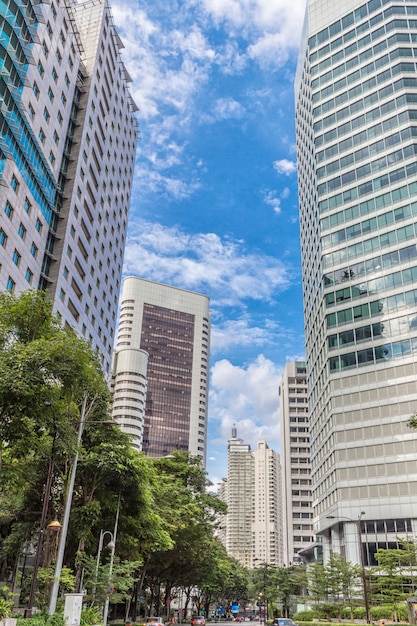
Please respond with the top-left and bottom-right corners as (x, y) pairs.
(296, 0), (417, 555)
(141, 303), (194, 457)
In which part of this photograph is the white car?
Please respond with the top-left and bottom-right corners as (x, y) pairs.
(146, 617), (164, 626)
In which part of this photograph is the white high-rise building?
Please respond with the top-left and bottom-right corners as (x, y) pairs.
(296, 0), (417, 566)
(111, 276), (210, 461)
(252, 440), (283, 567)
(224, 428), (254, 568)
(218, 428), (283, 568)
(0, 0), (138, 374)
(279, 362), (313, 566)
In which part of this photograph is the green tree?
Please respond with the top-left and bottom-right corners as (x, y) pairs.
(372, 541), (417, 621)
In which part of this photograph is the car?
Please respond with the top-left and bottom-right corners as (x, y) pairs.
(146, 617), (164, 626)
(272, 619), (298, 626)
(191, 617), (206, 626)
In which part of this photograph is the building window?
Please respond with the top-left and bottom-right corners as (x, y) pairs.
(56, 49), (62, 64)
(12, 249), (21, 266)
(64, 73), (70, 87)
(30, 243), (38, 258)
(32, 81), (40, 98)
(6, 277), (15, 292)
(35, 219), (42, 233)
(63, 266), (69, 278)
(57, 110), (63, 125)
(25, 268), (33, 284)
(52, 67), (58, 82)
(42, 40), (48, 57)
(28, 102), (35, 120)
(0, 229), (7, 247)
(59, 289), (65, 301)
(37, 61), (44, 77)
(18, 223), (26, 240)
(4, 201), (13, 218)
(39, 128), (46, 144)
(49, 151), (55, 165)
(10, 176), (18, 192)
(43, 107), (50, 123)
(48, 87), (54, 102)
(61, 92), (67, 106)
(53, 131), (59, 144)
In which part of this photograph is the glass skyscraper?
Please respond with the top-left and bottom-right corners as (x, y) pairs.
(296, 0), (417, 565)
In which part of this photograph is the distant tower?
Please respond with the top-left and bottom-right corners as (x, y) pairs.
(252, 440), (283, 566)
(225, 428), (254, 567)
(218, 429), (283, 567)
(280, 362), (313, 565)
(111, 276), (210, 463)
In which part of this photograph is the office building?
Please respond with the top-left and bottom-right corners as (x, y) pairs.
(279, 362), (313, 566)
(111, 276), (210, 461)
(296, 0), (417, 565)
(0, 0), (138, 375)
(218, 427), (283, 568)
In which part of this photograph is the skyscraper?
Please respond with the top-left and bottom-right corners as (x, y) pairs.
(0, 0), (138, 374)
(111, 276), (210, 462)
(296, 0), (417, 565)
(279, 361), (313, 566)
(252, 440), (283, 567)
(224, 427), (254, 568)
(218, 428), (283, 568)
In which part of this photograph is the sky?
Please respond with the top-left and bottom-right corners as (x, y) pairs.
(111, 0), (308, 484)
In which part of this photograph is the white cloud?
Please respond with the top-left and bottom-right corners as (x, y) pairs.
(124, 219), (291, 306)
(211, 318), (278, 352)
(197, 0), (306, 60)
(264, 191), (281, 214)
(273, 158), (297, 175)
(209, 355), (283, 450)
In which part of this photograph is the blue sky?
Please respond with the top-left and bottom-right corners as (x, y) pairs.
(112, 0), (308, 483)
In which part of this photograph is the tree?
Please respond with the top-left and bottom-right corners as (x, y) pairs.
(372, 541), (417, 621)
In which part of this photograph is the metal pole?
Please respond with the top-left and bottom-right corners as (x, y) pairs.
(356, 515), (371, 624)
(48, 394), (87, 616)
(25, 451), (55, 617)
(103, 495), (120, 626)
(92, 530), (105, 601)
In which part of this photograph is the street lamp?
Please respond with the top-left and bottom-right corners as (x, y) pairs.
(93, 530), (115, 600)
(254, 560), (268, 623)
(326, 512), (370, 624)
(103, 496), (120, 626)
(48, 394), (118, 616)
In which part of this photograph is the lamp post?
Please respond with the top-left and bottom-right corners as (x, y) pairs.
(48, 394), (117, 616)
(326, 512), (370, 624)
(103, 496), (120, 626)
(93, 530), (115, 600)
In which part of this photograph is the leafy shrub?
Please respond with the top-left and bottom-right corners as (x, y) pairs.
(292, 611), (316, 621)
(81, 606), (103, 626)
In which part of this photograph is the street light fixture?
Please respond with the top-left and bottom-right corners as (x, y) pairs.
(326, 512), (370, 624)
(48, 394), (118, 616)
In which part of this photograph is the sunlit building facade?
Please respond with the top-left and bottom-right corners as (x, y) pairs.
(111, 276), (210, 462)
(279, 361), (313, 566)
(0, 0), (138, 374)
(296, 0), (417, 565)
(218, 428), (283, 568)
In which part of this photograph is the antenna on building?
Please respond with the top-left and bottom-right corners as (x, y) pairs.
(232, 423), (237, 439)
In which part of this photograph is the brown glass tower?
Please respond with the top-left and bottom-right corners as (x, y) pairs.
(111, 277), (210, 464)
